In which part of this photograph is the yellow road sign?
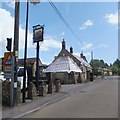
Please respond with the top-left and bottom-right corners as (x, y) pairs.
(4, 52), (13, 76)
(4, 52), (13, 65)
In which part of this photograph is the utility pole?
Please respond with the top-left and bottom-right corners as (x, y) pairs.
(91, 51), (93, 60)
(13, 0), (20, 106)
(22, 0), (40, 102)
(22, 1), (29, 103)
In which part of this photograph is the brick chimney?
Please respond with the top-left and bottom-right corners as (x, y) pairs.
(80, 52), (83, 58)
(62, 39), (66, 50)
(70, 47), (73, 54)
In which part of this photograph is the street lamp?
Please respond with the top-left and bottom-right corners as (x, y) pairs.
(33, 25), (44, 92)
(22, 0), (40, 103)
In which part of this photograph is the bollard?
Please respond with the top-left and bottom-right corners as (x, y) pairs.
(38, 81), (46, 96)
(27, 82), (37, 99)
(47, 82), (54, 94)
(55, 79), (61, 92)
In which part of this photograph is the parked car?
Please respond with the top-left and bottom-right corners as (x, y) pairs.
(17, 67), (28, 90)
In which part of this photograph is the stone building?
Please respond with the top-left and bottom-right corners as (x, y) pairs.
(44, 39), (92, 84)
(44, 56), (82, 84)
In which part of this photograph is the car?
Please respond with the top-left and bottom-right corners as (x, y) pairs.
(17, 67), (28, 90)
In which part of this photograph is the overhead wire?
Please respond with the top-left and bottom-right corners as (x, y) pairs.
(48, 0), (84, 45)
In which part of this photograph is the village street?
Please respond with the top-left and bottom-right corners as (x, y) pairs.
(22, 76), (118, 118)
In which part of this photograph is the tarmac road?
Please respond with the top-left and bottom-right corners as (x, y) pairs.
(23, 76), (118, 118)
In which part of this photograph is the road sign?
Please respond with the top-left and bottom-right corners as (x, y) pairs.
(4, 66), (12, 72)
(4, 52), (13, 79)
(4, 52), (13, 65)
(4, 73), (11, 79)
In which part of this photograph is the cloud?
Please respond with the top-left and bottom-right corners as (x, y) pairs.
(0, 8), (14, 53)
(0, 8), (33, 52)
(6, 1), (15, 8)
(61, 32), (65, 36)
(0, 8), (61, 57)
(41, 37), (61, 51)
(83, 52), (91, 57)
(79, 20), (93, 30)
(81, 43), (93, 50)
(98, 44), (109, 48)
(105, 11), (118, 25)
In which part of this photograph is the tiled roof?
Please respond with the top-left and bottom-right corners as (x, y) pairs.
(18, 58), (37, 66)
(43, 56), (82, 73)
(73, 54), (92, 68)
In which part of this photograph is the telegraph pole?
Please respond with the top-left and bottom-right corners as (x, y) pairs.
(22, 0), (40, 102)
(91, 51), (93, 60)
(22, 1), (29, 103)
(13, 0), (20, 106)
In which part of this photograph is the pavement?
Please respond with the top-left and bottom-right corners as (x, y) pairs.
(1, 76), (118, 119)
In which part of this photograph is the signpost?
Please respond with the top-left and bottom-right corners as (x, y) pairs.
(3, 52), (14, 106)
(33, 25), (44, 92)
(4, 52), (13, 79)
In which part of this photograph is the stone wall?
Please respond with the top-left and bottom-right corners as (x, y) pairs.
(2, 81), (10, 106)
(2, 81), (21, 106)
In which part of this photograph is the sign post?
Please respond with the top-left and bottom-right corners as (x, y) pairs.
(33, 25), (44, 92)
(4, 52), (14, 106)
(4, 52), (13, 78)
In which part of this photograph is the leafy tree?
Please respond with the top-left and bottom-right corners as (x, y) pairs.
(111, 59), (120, 75)
(104, 63), (109, 68)
(90, 59), (110, 76)
(99, 60), (105, 68)
(110, 63), (112, 67)
(113, 59), (120, 67)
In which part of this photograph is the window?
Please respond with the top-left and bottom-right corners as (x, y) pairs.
(68, 72), (73, 80)
(18, 68), (24, 77)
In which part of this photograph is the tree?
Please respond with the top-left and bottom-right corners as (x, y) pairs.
(113, 59), (120, 67)
(90, 59), (110, 76)
(111, 59), (120, 75)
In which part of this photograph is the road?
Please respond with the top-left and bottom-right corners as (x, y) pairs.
(22, 76), (118, 118)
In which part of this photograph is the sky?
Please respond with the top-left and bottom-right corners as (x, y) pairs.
(0, 1), (118, 65)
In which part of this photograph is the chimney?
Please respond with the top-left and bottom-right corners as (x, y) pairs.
(80, 52), (83, 58)
(70, 47), (73, 54)
(62, 39), (66, 50)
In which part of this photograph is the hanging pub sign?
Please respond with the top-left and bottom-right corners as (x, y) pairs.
(33, 25), (44, 43)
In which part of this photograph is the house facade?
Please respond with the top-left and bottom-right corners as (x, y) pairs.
(44, 39), (92, 84)
(44, 56), (82, 84)
(56, 39), (92, 82)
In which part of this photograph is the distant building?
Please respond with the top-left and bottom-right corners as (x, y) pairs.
(18, 58), (47, 82)
(97, 67), (112, 76)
